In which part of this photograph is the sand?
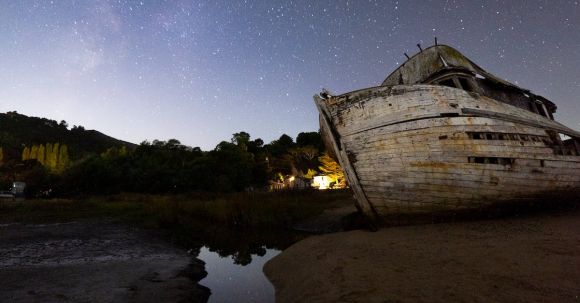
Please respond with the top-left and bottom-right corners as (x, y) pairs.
(264, 209), (580, 302)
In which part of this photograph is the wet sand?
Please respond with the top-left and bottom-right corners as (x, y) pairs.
(0, 220), (209, 303)
(265, 208), (580, 302)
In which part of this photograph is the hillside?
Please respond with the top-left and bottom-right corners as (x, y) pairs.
(0, 111), (135, 161)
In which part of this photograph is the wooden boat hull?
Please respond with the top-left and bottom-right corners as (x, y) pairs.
(316, 85), (580, 220)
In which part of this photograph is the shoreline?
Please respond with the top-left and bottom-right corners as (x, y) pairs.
(265, 207), (580, 302)
(0, 220), (210, 303)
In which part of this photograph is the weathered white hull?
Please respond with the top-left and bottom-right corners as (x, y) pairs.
(316, 85), (580, 220)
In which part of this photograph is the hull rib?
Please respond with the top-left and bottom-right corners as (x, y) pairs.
(315, 95), (380, 228)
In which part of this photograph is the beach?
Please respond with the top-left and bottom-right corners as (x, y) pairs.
(265, 207), (580, 302)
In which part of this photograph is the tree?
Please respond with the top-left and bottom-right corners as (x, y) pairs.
(57, 144), (69, 171)
(21, 143), (65, 172)
(101, 146), (129, 160)
(62, 155), (120, 195)
(47, 142), (59, 170)
(284, 145), (321, 176)
(45, 143), (53, 167)
(277, 134), (294, 148)
(18, 162), (52, 197)
(30, 145), (39, 160)
(0, 147), (3, 165)
(166, 139), (182, 149)
(231, 131), (251, 151)
(264, 134), (295, 158)
(22, 147), (30, 161)
(37, 144), (46, 165)
(210, 140), (256, 191)
(296, 132), (323, 151)
(298, 145), (319, 161)
(59, 120), (68, 129)
(304, 168), (317, 179)
(318, 152), (346, 188)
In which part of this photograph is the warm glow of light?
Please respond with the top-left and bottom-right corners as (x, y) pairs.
(288, 176), (295, 182)
(312, 175), (331, 190)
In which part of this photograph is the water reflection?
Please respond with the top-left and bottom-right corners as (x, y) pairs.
(173, 221), (307, 302)
(192, 228), (302, 265)
(198, 246), (280, 303)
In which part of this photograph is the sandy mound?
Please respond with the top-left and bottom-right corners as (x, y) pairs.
(265, 210), (580, 302)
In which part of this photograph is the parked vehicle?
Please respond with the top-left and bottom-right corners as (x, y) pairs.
(0, 182), (27, 200)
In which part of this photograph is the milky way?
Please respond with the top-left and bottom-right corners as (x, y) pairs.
(1, 0), (579, 149)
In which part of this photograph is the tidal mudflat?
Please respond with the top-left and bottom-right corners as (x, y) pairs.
(0, 220), (209, 303)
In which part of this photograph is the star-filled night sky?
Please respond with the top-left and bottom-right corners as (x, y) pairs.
(1, 0), (579, 149)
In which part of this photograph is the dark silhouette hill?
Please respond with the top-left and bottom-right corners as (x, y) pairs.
(0, 111), (135, 161)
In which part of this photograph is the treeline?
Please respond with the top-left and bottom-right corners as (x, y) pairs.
(0, 111), (134, 161)
(22, 143), (69, 172)
(0, 131), (342, 197)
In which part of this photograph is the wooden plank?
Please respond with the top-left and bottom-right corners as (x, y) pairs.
(316, 79), (580, 217)
(357, 170), (580, 183)
(462, 108), (580, 138)
(314, 95), (380, 228)
(331, 85), (580, 138)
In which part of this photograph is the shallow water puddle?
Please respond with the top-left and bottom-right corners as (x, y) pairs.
(198, 246), (280, 303)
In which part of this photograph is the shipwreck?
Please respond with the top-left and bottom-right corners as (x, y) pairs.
(315, 44), (580, 224)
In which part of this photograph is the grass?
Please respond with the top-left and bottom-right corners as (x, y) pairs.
(0, 190), (356, 253)
(0, 197), (151, 225)
(0, 189), (355, 230)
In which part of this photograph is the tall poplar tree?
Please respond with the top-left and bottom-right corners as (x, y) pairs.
(30, 145), (39, 160)
(46, 143), (53, 167)
(22, 146), (30, 161)
(48, 143), (59, 170)
(57, 144), (69, 171)
(37, 144), (46, 165)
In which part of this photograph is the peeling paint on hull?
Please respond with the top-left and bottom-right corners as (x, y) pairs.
(316, 84), (580, 221)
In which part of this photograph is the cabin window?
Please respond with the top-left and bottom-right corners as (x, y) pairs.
(467, 132), (551, 145)
(542, 131), (580, 156)
(434, 75), (479, 93)
(469, 157), (486, 164)
(469, 132), (483, 140)
(560, 133), (572, 141)
(528, 101), (539, 114)
(560, 134), (580, 156)
(468, 156), (515, 165)
(458, 77), (473, 92)
(438, 78), (456, 88)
